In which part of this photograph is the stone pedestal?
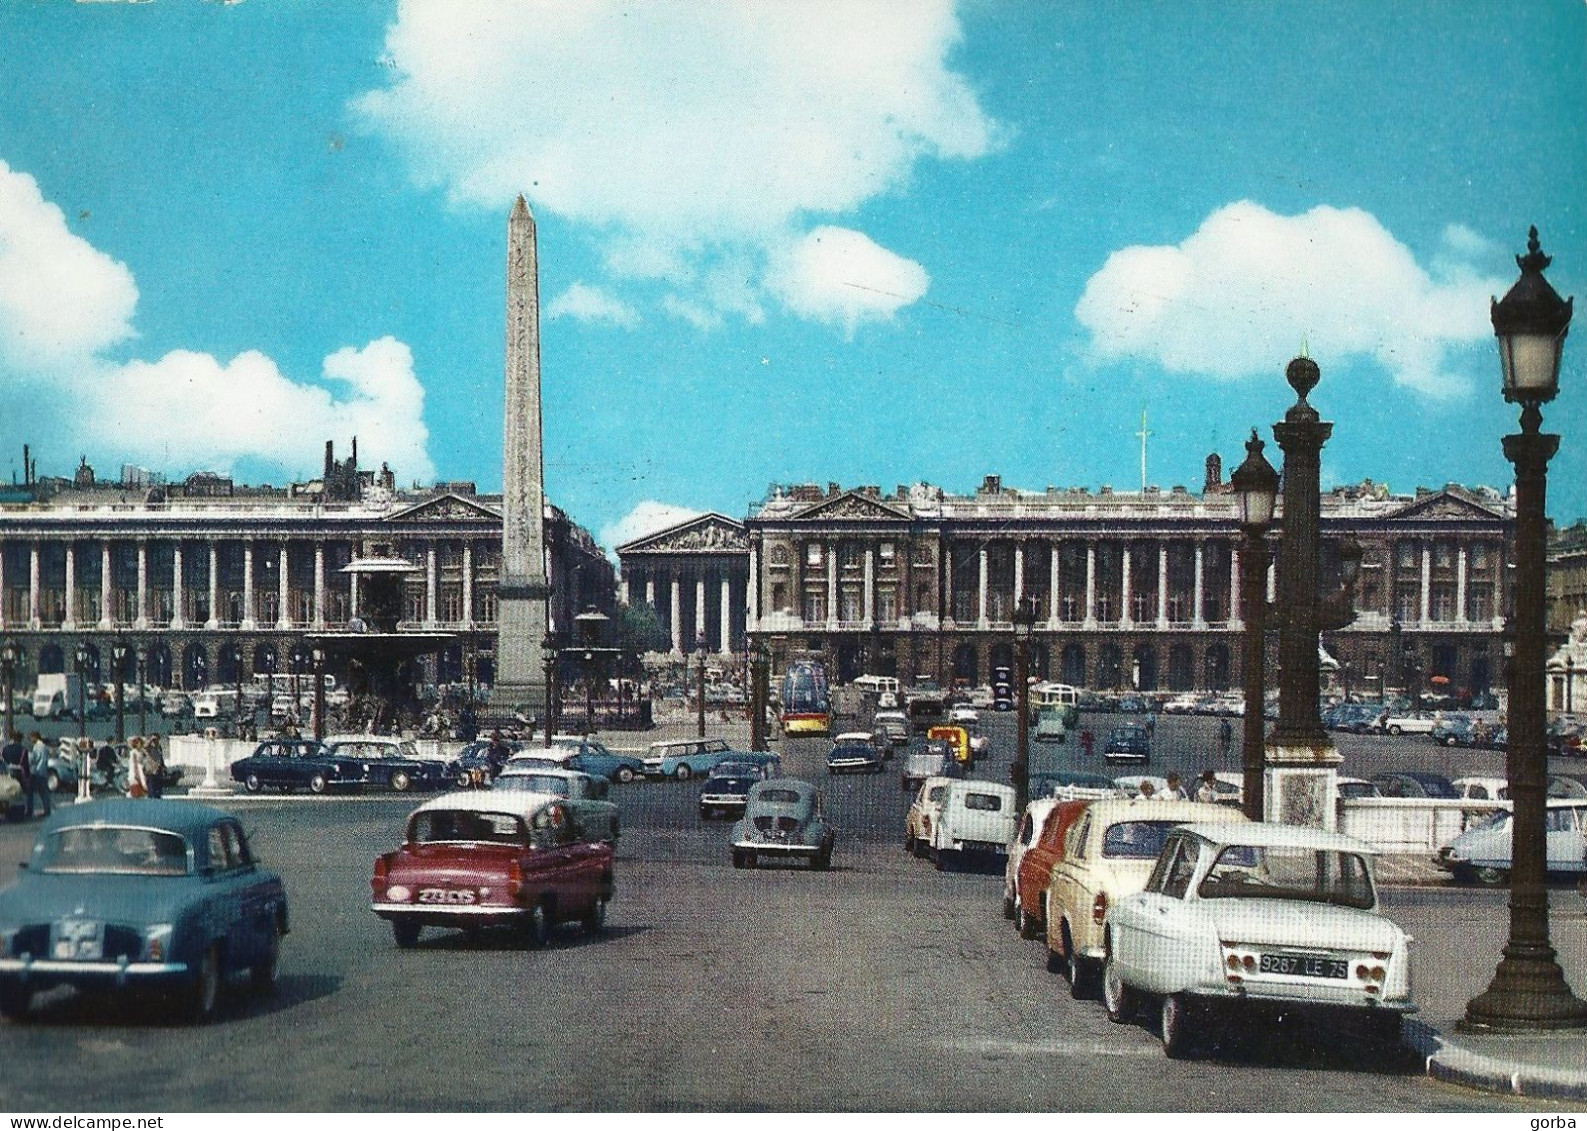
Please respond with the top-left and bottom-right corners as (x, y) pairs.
(1264, 738), (1342, 831)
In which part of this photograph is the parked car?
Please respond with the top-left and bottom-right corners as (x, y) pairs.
(1034, 705), (1070, 744)
(325, 736), (447, 793)
(371, 791), (615, 948)
(160, 691), (191, 718)
(1005, 798), (1060, 924)
(1162, 694), (1200, 715)
(1335, 777), (1381, 801)
(905, 776), (952, 857)
(1043, 799), (1246, 991)
(827, 732), (885, 775)
(916, 780), (1017, 871)
(0, 799), (288, 1022)
(1009, 799), (1091, 944)
(1322, 703), (1379, 734)
(730, 779), (834, 870)
(698, 761), (770, 820)
(1452, 776), (1509, 802)
(1102, 822), (1414, 1057)
(541, 737), (646, 784)
(1373, 711), (1439, 736)
(950, 705), (979, 726)
(1103, 725), (1151, 764)
(1115, 775), (1170, 799)
(1031, 770), (1126, 802)
(643, 737), (737, 781)
(1371, 771), (1459, 800)
(230, 738), (365, 794)
(1436, 800), (1587, 886)
(1550, 773), (1587, 799)
(1430, 715), (1479, 747)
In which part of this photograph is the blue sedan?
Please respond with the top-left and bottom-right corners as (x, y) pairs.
(0, 799), (289, 1023)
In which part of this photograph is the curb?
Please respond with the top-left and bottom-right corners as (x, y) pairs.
(1414, 1022), (1587, 1099)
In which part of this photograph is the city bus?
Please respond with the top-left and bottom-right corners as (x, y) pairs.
(780, 661), (832, 736)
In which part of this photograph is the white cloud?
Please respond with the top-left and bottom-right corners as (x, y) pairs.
(600, 500), (704, 553)
(0, 160), (137, 369)
(355, 0), (1000, 326)
(1074, 202), (1507, 399)
(547, 282), (640, 328)
(766, 226), (929, 335)
(0, 162), (435, 480)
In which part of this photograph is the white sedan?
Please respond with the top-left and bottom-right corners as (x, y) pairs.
(1101, 822), (1414, 1058)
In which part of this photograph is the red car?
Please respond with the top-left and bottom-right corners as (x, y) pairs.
(371, 792), (615, 949)
(1014, 799), (1091, 945)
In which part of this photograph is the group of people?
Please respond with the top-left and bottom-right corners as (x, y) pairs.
(1, 731), (168, 816)
(1132, 770), (1227, 804)
(1, 731), (55, 818)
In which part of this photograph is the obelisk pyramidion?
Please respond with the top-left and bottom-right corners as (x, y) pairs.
(492, 194), (549, 715)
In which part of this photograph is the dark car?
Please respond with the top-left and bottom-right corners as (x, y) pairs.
(826, 733), (885, 775)
(1103, 725), (1151, 764)
(231, 738), (364, 794)
(698, 761), (769, 820)
(1430, 715), (1478, 747)
(0, 799), (288, 1023)
(325, 737), (447, 792)
(1371, 771), (1460, 800)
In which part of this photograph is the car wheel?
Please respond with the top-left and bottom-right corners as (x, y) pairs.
(743, 851), (757, 870)
(308, 773), (329, 795)
(1015, 903), (1040, 941)
(184, 945), (221, 1025)
(811, 845), (832, 871)
(933, 849), (950, 872)
(674, 764), (692, 781)
(1474, 865), (1509, 887)
(523, 902), (550, 949)
(244, 773), (263, 794)
(1445, 736), (1459, 747)
(1068, 944), (1094, 1000)
(389, 770), (412, 792)
(1160, 994), (1196, 1059)
(0, 980), (30, 1021)
(616, 766), (635, 784)
(392, 919), (421, 949)
(732, 850), (747, 869)
(1102, 946), (1137, 1024)
(1366, 1011), (1403, 1044)
(1388, 725), (1402, 736)
(904, 834), (917, 856)
(1001, 892), (1016, 921)
(251, 919), (281, 994)
(45, 771), (59, 793)
(583, 897), (608, 935)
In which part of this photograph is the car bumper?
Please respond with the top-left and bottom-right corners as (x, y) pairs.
(371, 902), (527, 925)
(732, 840), (824, 856)
(827, 760), (880, 773)
(1183, 979), (1417, 1014)
(0, 955), (190, 988)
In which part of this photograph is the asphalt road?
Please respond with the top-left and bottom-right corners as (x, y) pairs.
(0, 712), (1578, 1112)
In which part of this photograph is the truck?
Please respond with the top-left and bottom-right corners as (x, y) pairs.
(30, 673), (83, 719)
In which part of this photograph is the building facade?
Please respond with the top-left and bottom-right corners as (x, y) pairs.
(615, 514), (750, 656)
(618, 470), (1514, 699)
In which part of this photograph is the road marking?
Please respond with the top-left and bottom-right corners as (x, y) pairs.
(946, 1036), (1160, 1058)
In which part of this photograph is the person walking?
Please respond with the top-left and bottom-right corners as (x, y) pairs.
(143, 735), (166, 799)
(1218, 717), (1233, 760)
(25, 732), (50, 818)
(1079, 729), (1094, 759)
(2, 730), (28, 803)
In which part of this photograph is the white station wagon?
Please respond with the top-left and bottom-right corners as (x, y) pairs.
(1101, 822), (1415, 1058)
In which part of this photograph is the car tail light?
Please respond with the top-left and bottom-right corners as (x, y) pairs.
(1241, 955), (1255, 972)
(371, 855), (389, 898)
(506, 860), (523, 901)
(1091, 892), (1108, 925)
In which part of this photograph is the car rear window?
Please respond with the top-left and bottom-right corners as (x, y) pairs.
(759, 788), (803, 804)
(1199, 845), (1374, 909)
(410, 811), (526, 844)
(963, 792), (1003, 812)
(38, 826), (190, 876)
(1101, 820), (1180, 859)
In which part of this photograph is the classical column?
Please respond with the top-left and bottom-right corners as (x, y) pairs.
(63, 542), (78, 629)
(645, 574), (656, 609)
(1156, 542), (1169, 628)
(206, 540), (219, 629)
(349, 570), (360, 624)
(747, 547), (759, 631)
(944, 545), (955, 625)
(1228, 543), (1242, 628)
(276, 543), (290, 629)
(1456, 545), (1468, 624)
(618, 570), (629, 606)
(719, 573), (731, 653)
(825, 544), (837, 628)
(863, 547), (875, 627)
(170, 541), (184, 629)
(1120, 545), (1134, 626)
(135, 540), (149, 629)
(460, 543), (474, 628)
(1084, 542), (1097, 627)
(977, 546), (989, 627)
(670, 573), (682, 654)
(1193, 541), (1206, 629)
(1267, 558), (1277, 603)
(100, 542), (113, 628)
(241, 542), (256, 629)
(0, 543), (6, 630)
(424, 543), (438, 628)
(1013, 542), (1025, 609)
(313, 543), (326, 629)
(695, 573), (707, 642)
(1048, 543), (1060, 626)
(1420, 543), (1432, 624)
(28, 541), (40, 629)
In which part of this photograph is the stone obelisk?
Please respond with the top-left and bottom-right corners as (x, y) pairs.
(492, 195), (549, 715)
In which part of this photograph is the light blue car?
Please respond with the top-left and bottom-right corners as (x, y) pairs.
(642, 738), (740, 781)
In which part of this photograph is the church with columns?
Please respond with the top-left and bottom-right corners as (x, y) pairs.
(620, 461), (1515, 699)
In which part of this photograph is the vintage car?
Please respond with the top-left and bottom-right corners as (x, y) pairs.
(644, 737), (737, 781)
(874, 711), (910, 747)
(0, 799), (288, 1022)
(230, 737), (366, 794)
(827, 732), (885, 775)
(919, 779), (1017, 870)
(730, 779), (834, 870)
(1102, 823), (1414, 1057)
(1031, 770), (1125, 803)
(1371, 771), (1459, 800)
(538, 737), (646, 784)
(1010, 799), (1092, 942)
(900, 742), (953, 792)
(698, 760), (771, 820)
(1044, 799), (1245, 991)
(325, 735), (448, 792)
(1103, 725), (1152, 764)
(1005, 798), (1061, 920)
(371, 791), (615, 948)
(904, 776), (952, 857)
(1435, 800), (1587, 886)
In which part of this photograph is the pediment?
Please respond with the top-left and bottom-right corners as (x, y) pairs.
(787, 491), (912, 523)
(383, 493), (502, 524)
(619, 513), (748, 555)
(1384, 490), (1506, 524)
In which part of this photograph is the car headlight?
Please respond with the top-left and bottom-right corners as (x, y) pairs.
(144, 924), (174, 962)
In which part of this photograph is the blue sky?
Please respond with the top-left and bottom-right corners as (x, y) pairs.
(1, 0), (1583, 552)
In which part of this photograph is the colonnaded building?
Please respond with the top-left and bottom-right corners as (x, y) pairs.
(0, 443), (613, 693)
(618, 458), (1516, 700)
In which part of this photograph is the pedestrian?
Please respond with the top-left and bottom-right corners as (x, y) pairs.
(143, 735), (166, 799)
(1218, 717), (1233, 758)
(1162, 771), (1187, 801)
(1136, 779), (1156, 801)
(1, 729), (26, 789)
(1144, 711), (1156, 740)
(1195, 770), (1219, 804)
(25, 732), (50, 818)
(125, 737), (148, 798)
(1079, 729), (1094, 758)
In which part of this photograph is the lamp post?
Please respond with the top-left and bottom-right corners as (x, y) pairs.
(1463, 227), (1587, 1032)
(749, 641), (769, 753)
(696, 633), (709, 738)
(1389, 618), (1403, 703)
(135, 645), (147, 739)
(574, 608), (610, 737)
(1341, 659), (1353, 704)
(0, 641), (15, 751)
(541, 634), (559, 748)
(312, 647), (326, 742)
(111, 635), (127, 744)
(74, 643), (91, 804)
(1232, 430), (1279, 821)
(291, 643), (308, 726)
(1012, 595), (1039, 816)
(1565, 655), (1576, 716)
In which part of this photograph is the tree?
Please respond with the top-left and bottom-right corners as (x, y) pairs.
(612, 603), (670, 659)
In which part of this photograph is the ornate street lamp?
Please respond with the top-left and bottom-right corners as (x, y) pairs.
(574, 608), (610, 737)
(541, 633), (560, 748)
(1231, 429), (1279, 821)
(73, 643), (91, 804)
(1011, 594), (1040, 816)
(749, 641), (770, 753)
(1567, 655), (1577, 716)
(111, 635), (128, 744)
(0, 640), (15, 751)
(696, 633), (709, 738)
(312, 646), (327, 742)
(135, 645), (148, 739)
(1464, 227), (1587, 1032)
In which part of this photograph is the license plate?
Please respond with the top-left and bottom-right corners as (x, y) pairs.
(54, 918), (103, 961)
(1259, 952), (1348, 979)
(417, 889), (475, 904)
